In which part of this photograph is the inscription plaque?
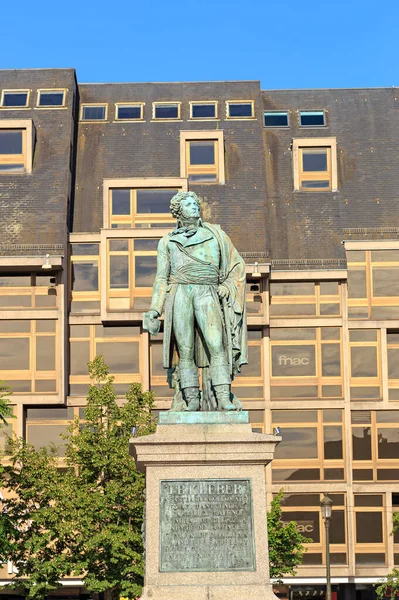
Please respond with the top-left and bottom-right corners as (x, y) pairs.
(159, 478), (255, 572)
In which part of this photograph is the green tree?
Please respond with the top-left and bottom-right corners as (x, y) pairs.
(0, 380), (12, 426)
(267, 489), (312, 580)
(0, 356), (156, 600)
(375, 512), (399, 600)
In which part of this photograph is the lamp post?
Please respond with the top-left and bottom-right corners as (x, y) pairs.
(320, 494), (333, 600)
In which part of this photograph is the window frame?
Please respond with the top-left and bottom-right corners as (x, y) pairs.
(80, 103), (108, 122)
(180, 130), (225, 185)
(104, 177), (188, 229)
(292, 137), (338, 192)
(115, 102), (145, 122)
(299, 110), (327, 128)
(189, 101), (218, 120)
(349, 330), (382, 401)
(225, 100), (255, 120)
(36, 89), (67, 109)
(263, 110), (289, 128)
(1, 89), (30, 109)
(0, 119), (35, 175)
(152, 102), (181, 121)
(269, 280), (342, 318)
(70, 243), (101, 314)
(352, 412), (399, 481)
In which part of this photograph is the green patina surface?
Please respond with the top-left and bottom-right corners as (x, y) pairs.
(158, 411), (249, 425)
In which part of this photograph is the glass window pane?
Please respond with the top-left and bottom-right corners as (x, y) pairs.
(320, 281), (338, 295)
(324, 426), (343, 459)
(117, 105), (141, 119)
(301, 180), (330, 188)
(155, 104), (178, 119)
(355, 554), (386, 565)
(95, 325), (140, 337)
(376, 411), (399, 422)
(322, 385), (343, 397)
(109, 240), (129, 252)
(321, 344), (341, 377)
(377, 469), (399, 480)
(371, 251), (399, 262)
(264, 112), (288, 127)
(228, 103), (253, 118)
(136, 189), (176, 214)
(0, 320), (30, 333)
(348, 268), (367, 298)
(356, 512), (383, 543)
(0, 338), (29, 369)
(189, 141), (215, 165)
(27, 424), (68, 455)
(275, 427), (318, 459)
(373, 268), (399, 296)
(352, 427), (372, 460)
(230, 385), (264, 398)
(70, 244), (99, 256)
(111, 189), (131, 215)
(39, 92), (64, 106)
(270, 282), (315, 296)
(351, 346), (378, 378)
(272, 410), (318, 423)
(239, 345), (261, 377)
(188, 174), (217, 183)
(330, 510), (345, 544)
(302, 149), (328, 172)
(323, 409), (343, 422)
(272, 345), (316, 377)
(0, 274), (30, 286)
(354, 495), (383, 507)
(270, 328), (316, 340)
(3, 92), (28, 107)
(70, 342), (90, 376)
(26, 407), (74, 420)
(279, 494), (321, 506)
(82, 106), (106, 120)
(151, 343), (164, 376)
(377, 428), (399, 459)
(300, 111), (325, 126)
(135, 239), (159, 251)
(347, 250), (366, 262)
(350, 330), (377, 342)
(96, 341), (139, 373)
(192, 104), (216, 118)
(36, 337), (55, 370)
(388, 349), (399, 379)
(271, 385), (318, 399)
(135, 256), (157, 287)
(35, 380), (57, 393)
(280, 511), (320, 542)
(109, 255), (129, 289)
(353, 469), (373, 481)
(321, 327), (341, 340)
(72, 262), (98, 292)
(0, 130), (22, 154)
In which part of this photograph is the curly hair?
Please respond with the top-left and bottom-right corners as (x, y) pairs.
(170, 191), (202, 219)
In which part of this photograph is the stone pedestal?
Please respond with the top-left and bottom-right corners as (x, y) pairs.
(131, 412), (281, 600)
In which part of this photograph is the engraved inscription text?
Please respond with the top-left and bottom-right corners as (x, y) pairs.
(159, 478), (255, 572)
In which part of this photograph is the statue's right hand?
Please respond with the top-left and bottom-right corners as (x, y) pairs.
(146, 310), (159, 320)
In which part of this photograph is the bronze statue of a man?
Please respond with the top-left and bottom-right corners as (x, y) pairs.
(143, 191), (247, 411)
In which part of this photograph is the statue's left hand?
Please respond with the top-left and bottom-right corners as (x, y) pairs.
(217, 284), (229, 299)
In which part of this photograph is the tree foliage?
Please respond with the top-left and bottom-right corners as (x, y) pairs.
(375, 512), (399, 600)
(0, 356), (156, 600)
(267, 489), (311, 580)
(0, 380), (12, 426)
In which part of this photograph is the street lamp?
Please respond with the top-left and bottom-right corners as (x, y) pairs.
(320, 494), (333, 600)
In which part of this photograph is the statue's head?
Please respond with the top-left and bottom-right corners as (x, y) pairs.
(170, 191), (201, 221)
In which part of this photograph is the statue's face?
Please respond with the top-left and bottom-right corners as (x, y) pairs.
(181, 196), (200, 219)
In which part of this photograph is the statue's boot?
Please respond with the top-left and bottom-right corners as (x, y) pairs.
(214, 384), (236, 411)
(183, 387), (201, 411)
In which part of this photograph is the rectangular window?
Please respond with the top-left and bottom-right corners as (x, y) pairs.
(185, 140), (218, 183)
(81, 104), (107, 121)
(1, 90), (29, 108)
(190, 102), (217, 119)
(270, 281), (341, 317)
(0, 129), (26, 173)
(0, 320), (58, 394)
(226, 101), (254, 119)
(69, 324), (141, 395)
(264, 111), (289, 127)
(272, 410), (344, 482)
(299, 147), (331, 190)
(352, 412), (399, 481)
(115, 103), (144, 121)
(293, 137), (337, 192)
(270, 328), (343, 400)
(107, 238), (158, 311)
(299, 110), (326, 127)
(232, 330), (264, 401)
(153, 103), (180, 120)
(347, 249), (399, 320)
(37, 90), (66, 107)
(349, 330), (381, 400)
(70, 243), (100, 314)
(109, 187), (178, 228)
(0, 272), (58, 309)
(354, 493), (386, 565)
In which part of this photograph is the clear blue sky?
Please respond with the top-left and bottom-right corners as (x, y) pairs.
(2, 0), (398, 88)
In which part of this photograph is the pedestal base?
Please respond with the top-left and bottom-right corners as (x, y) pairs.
(131, 412), (281, 600)
(140, 583), (277, 600)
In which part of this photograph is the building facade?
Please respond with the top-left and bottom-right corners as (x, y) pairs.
(0, 69), (398, 600)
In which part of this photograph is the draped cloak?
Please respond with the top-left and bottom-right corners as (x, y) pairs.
(150, 222), (248, 380)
